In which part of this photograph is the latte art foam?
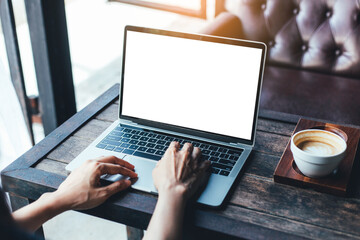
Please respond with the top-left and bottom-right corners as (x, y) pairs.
(293, 130), (346, 157)
(297, 140), (340, 156)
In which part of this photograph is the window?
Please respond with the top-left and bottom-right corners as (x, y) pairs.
(109, 0), (206, 18)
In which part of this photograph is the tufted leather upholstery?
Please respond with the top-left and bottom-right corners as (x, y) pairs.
(221, 0), (360, 78)
(202, 0), (360, 125)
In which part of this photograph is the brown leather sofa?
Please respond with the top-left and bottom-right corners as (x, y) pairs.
(202, 0), (360, 125)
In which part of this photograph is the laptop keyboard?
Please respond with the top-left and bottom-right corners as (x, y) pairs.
(96, 125), (243, 176)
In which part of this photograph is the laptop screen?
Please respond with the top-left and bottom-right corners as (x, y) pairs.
(120, 26), (266, 145)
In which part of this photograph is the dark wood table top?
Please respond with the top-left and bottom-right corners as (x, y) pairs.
(2, 84), (360, 240)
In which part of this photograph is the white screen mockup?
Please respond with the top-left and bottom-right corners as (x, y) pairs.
(122, 31), (263, 140)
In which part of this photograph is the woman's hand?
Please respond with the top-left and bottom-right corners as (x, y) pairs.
(145, 142), (210, 240)
(55, 156), (138, 210)
(152, 141), (211, 200)
(12, 156), (137, 232)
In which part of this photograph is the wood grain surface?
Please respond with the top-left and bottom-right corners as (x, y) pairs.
(4, 84), (360, 240)
(33, 101), (360, 239)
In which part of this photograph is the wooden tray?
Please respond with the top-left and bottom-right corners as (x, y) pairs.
(274, 118), (360, 196)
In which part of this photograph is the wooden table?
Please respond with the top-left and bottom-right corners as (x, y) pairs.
(2, 84), (360, 239)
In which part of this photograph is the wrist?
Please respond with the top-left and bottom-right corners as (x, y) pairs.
(39, 191), (71, 214)
(158, 184), (187, 208)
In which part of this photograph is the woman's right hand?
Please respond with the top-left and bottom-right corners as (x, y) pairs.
(152, 141), (211, 201)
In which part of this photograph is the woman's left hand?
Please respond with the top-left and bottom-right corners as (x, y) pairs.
(55, 156), (137, 210)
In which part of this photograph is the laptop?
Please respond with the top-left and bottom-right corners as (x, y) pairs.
(66, 25), (267, 207)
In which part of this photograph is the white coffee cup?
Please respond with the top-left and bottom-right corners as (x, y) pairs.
(290, 129), (347, 178)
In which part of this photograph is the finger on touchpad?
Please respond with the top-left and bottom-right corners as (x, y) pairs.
(102, 174), (128, 182)
(126, 156), (157, 193)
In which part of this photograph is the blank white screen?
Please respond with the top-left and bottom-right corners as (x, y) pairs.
(122, 31), (263, 140)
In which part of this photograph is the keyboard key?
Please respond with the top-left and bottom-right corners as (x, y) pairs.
(114, 147), (124, 152)
(219, 153), (230, 159)
(101, 140), (120, 146)
(138, 141), (147, 146)
(139, 132), (146, 136)
(213, 152), (220, 157)
(146, 143), (155, 148)
(228, 149), (243, 156)
(142, 132), (149, 136)
(110, 131), (125, 137)
(105, 146), (115, 151)
(148, 139), (157, 143)
(156, 135), (165, 139)
(209, 157), (219, 162)
(200, 144), (209, 149)
(219, 170), (230, 176)
(109, 131), (124, 137)
(212, 168), (220, 174)
(96, 143), (106, 149)
(146, 148), (156, 154)
(123, 133), (132, 138)
(140, 137), (149, 141)
(193, 142), (200, 147)
(123, 128), (132, 133)
(165, 136), (174, 141)
(131, 135), (140, 140)
(131, 130), (140, 134)
(115, 126), (124, 132)
(129, 145), (139, 150)
(218, 147), (227, 153)
(133, 151), (161, 160)
(105, 136), (121, 141)
(121, 138), (130, 143)
(148, 133), (155, 138)
(212, 163), (232, 171)
(202, 149), (211, 155)
(138, 147), (147, 152)
(156, 140), (166, 145)
(123, 149), (135, 155)
(155, 150), (165, 156)
(229, 155), (238, 161)
(209, 146), (219, 151)
(219, 159), (236, 166)
(155, 145), (166, 150)
(129, 140), (139, 144)
(120, 143), (130, 148)
(165, 141), (171, 146)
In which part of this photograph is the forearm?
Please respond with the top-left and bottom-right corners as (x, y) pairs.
(144, 189), (187, 240)
(12, 191), (69, 232)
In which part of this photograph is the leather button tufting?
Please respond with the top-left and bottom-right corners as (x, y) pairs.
(355, 12), (360, 22)
(326, 10), (332, 18)
(261, 3), (266, 10)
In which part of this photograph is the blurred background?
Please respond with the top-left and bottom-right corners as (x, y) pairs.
(0, 0), (215, 238)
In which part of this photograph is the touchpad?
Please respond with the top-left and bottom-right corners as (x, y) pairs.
(125, 155), (158, 194)
(100, 155), (158, 194)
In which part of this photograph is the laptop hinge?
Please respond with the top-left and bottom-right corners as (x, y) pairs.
(230, 142), (248, 148)
(120, 119), (138, 125)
